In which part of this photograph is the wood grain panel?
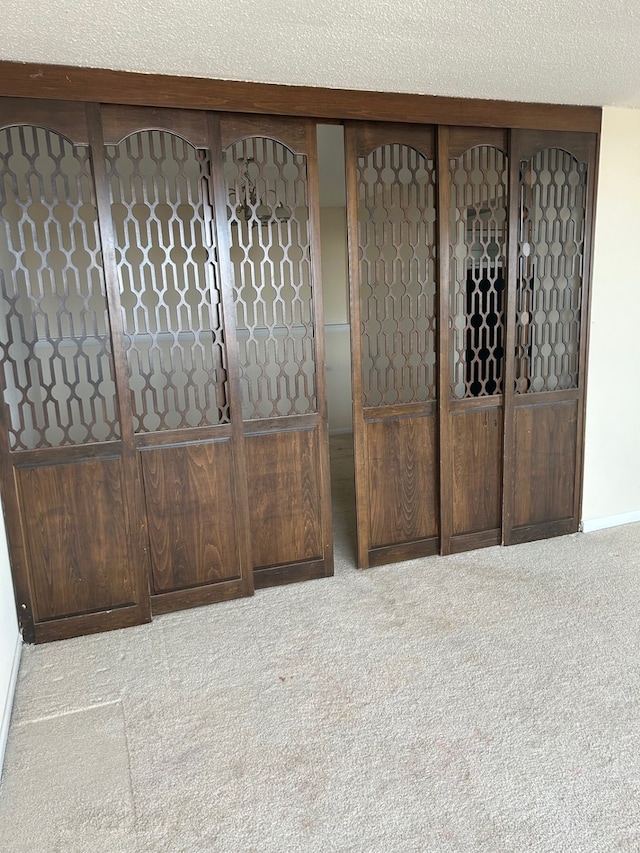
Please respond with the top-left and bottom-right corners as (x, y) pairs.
(367, 415), (438, 548)
(99, 103), (209, 146)
(246, 429), (322, 569)
(0, 97), (89, 141)
(0, 64), (602, 132)
(220, 113), (307, 152)
(141, 441), (240, 593)
(451, 408), (503, 536)
(18, 458), (135, 622)
(512, 400), (578, 529)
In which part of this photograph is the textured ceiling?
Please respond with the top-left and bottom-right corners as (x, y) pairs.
(2, 0), (640, 108)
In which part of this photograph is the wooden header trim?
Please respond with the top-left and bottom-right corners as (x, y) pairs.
(0, 61), (602, 133)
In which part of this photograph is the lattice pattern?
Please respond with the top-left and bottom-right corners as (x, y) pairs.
(357, 144), (437, 407)
(516, 148), (587, 393)
(0, 126), (119, 451)
(225, 137), (316, 420)
(106, 132), (228, 432)
(449, 146), (507, 398)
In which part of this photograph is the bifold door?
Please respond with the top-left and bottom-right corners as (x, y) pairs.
(439, 127), (509, 555)
(346, 123), (440, 568)
(221, 115), (333, 588)
(346, 122), (597, 567)
(0, 101), (332, 641)
(503, 130), (596, 544)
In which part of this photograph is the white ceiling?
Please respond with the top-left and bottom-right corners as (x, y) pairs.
(3, 0), (640, 109)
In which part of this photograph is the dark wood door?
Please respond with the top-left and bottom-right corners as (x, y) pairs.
(220, 115), (333, 587)
(98, 105), (254, 613)
(346, 122), (439, 568)
(0, 102), (151, 642)
(438, 128), (509, 554)
(503, 130), (597, 544)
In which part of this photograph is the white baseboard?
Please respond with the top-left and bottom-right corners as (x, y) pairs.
(0, 633), (22, 777)
(582, 510), (640, 533)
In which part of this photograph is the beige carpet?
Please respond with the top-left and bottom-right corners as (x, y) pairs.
(1, 435), (640, 852)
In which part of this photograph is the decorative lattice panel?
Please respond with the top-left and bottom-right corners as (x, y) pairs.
(0, 126), (120, 451)
(516, 148), (587, 393)
(449, 146), (507, 398)
(357, 144), (437, 407)
(106, 131), (228, 433)
(225, 137), (316, 420)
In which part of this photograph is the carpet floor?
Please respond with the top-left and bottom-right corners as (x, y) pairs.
(1, 435), (639, 852)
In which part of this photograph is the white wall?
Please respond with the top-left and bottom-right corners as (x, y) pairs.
(0, 501), (21, 776)
(582, 107), (640, 530)
(319, 206), (352, 433)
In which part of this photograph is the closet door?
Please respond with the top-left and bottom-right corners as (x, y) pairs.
(0, 101), (150, 641)
(439, 128), (508, 554)
(503, 130), (597, 544)
(99, 106), (253, 613)
(346, 122), (438, 568)
(221, 116), (333, 588)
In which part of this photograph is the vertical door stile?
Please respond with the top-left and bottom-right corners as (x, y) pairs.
(573, 133), (598, 526)
(85, 103), (152, 611)
(344, 121), (370, 569)
(305, 119), (334, 574)
(206, 111), (254, 597)
(436, 126), (452, 555)
(501, 129), (520, 545)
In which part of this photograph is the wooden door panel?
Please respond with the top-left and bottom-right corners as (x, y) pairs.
(366, 415), (438, 557)
(246, 429), (323, 572)
(141, 440), (241, 596)
(17, 458), (135, 622)
(439, 127), (508, 554)
(221, 115), (333, 587)
(346, 121), (439, 568)
(102, 109), (255, 614)
(512, 400), (578, 531)
(451, 407), (503, 542)
(503, 130), (597, 545)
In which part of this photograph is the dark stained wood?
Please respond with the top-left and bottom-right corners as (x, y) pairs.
(0, 62), (602, 132)
(437, 125), (453, 555)
(449, 529), (501, 554)
(0, 97), (89, 142)
(503, 128), (597, 545)
(206, 111), (255, 599)
(246, 429), (324, 570)
(140, 441), (241, 593)
(33, 605), (149, 644)
(367, 415), (439, 548)
(17, 458), (138, 621)
(254, 559), (328, 589)
(352, 122), (436, 157)
(512, 400), (578, 529)
(221, 114), (333, 583)
(501, 129), (520, 544)
(87, 102), (154, 623)
(447, 126), (508, 159)
(344, 122), (370, 569)
(347, 120), (439, 567)
(100, 103), (209, 146)
(451, 408), (503, 536)
(369, 537), (439, 568)
(440, 126), (508, 553)
(151, 578), (250, 615)
(220, 113), (307, 153)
